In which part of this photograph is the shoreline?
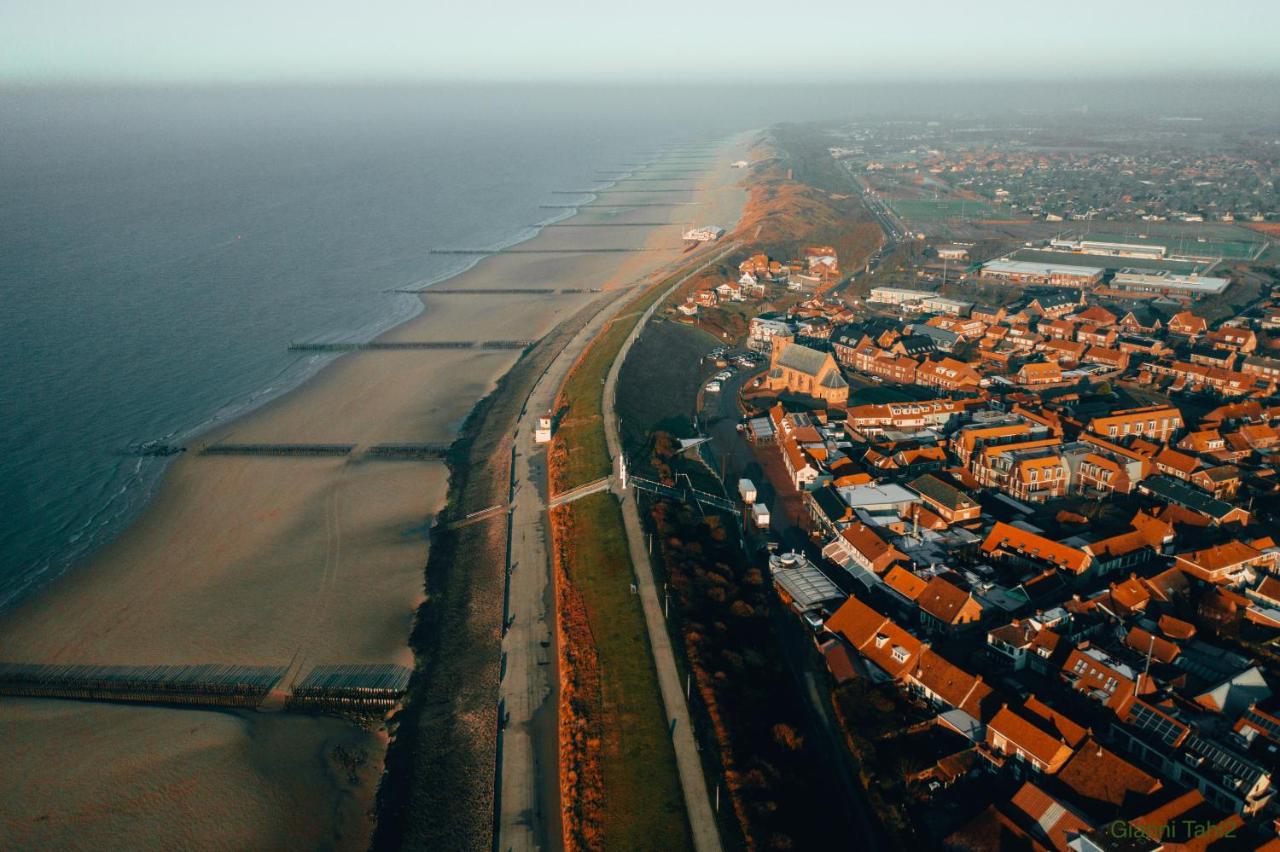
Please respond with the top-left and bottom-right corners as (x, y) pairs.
(0, 135), (751, 851)
(0, 161), (652, 616)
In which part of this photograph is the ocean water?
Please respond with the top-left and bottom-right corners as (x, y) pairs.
(0, 85), (756, 610)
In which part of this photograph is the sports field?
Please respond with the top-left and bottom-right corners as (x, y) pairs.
(887, 198), (996, 221)
(1074, 229), (1265, 261)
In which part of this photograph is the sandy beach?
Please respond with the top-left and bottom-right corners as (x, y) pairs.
(0, 136), (750, 850)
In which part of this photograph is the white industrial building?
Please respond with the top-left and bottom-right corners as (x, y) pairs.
(869, 287), (971, 316)
(1048, 238), (1167, 259)
(1111, 269), (1230, 296)
(980, 259), (1105, 288)
(869, 286), (932, 306)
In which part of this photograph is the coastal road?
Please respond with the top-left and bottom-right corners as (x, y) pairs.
(498, 242), (737, 852)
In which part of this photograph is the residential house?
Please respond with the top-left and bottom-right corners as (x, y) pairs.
(1137, 476), (1251, 526)
(982, 522), (1093, 577)
(1086, 406), (1183, 443)
(1167, 311), (1207, 338)
(1206, 326), (1257, 353)
(983, 704), (1078, 776)
(917, 575), (984, 635)
(1173, 541), (1267, 585)
(1076, 324), (1118, 347)
(1153, 446), (1200, 481)
(1017, 361), (1063, 386)
(1072, 305), (1118, 326)
(1189, 344), (1237, 370)
(1242, 355), (1280, 382)
(1118, 307), (1163, 334)
(822, 522), (907, 580)
(1190, 465), (1241, 499)
(1055, 737), (1162, 818)
(916, 357), (982, 392)
(906, 650), (998, 740)
(907, 473), (981, 525)
(1042, 339), (1087, 364)
(1142, 360), (1262, 397)
(824, 596), (923, 682)
(1061, 645), (1150, 710)
(1026, 291), (1082, 319)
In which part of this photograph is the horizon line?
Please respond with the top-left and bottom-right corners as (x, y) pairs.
(5, 69), (1280, 91)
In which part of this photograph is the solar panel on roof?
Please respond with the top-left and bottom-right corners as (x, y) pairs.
(1128, 702), (1187, 746)
(1185, 735), (1265, 785)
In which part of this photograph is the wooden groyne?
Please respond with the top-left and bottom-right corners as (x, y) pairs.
(394, 287), (551, 295)
(426, 248), (661, 255)
(202, 443), (356, 457)
(0, 661), (414, 717)
(127, 441), (453, 459)
(287, 340), (533, 351)
(0, 663), (286, 708)
(363, 443), (450, 460)
(123, 441), (186, 457)
(538, 203), (699, 209)
(287, 664), (412, 715)
(549, 189), (699, 195)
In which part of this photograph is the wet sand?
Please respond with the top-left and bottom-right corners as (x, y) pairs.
(0, 136), (751, 850)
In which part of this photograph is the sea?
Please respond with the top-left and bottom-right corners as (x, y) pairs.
(0, 84), (789, 610)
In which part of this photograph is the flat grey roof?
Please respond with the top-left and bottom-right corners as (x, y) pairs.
(772, 563), (846, 611)
(983, 259), (1105, 277)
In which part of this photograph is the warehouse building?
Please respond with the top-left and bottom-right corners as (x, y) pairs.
(1048, 238), (1167, 260)
(980, 260), (1104, 288)
(1110, 269), (1230, 296)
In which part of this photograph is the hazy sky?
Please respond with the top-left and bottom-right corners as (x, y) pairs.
(3, 0), (1278, 84)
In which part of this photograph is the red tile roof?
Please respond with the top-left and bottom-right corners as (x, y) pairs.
(910, 649), (997, 721)
(1157, 614), (1196, 640)
(1124, 625), (1181, 664)
(987, 705), (1076, 771)
(825, 596), (923, 680)
(882, 565), (927, 600)
(917, 575), (982, 626)
(982, 522), (1092, 574)
(1006, 782), (1094, 851)
(1057, 737), (1161, 811)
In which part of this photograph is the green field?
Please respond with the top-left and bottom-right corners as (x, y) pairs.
(1079, 229), (1265, 260)
(558, 493), (693, 851)
(886, 198), (996, 222)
